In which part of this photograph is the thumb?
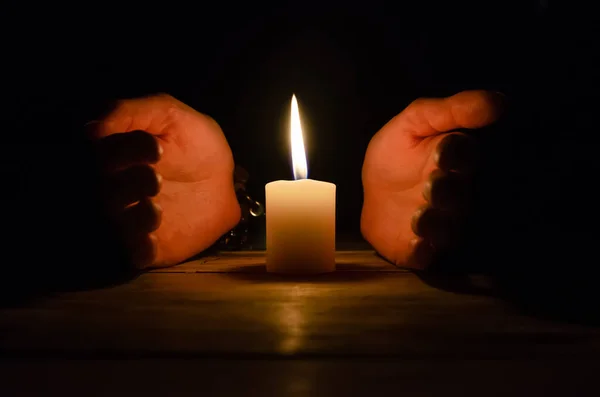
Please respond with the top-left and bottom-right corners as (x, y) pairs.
(392, 90), (506, 139)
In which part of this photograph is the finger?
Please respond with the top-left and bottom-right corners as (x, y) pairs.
(434, 133), (477, 173)
(391, 90), (505, 139)
(104, 165), (162, 210)
(117, 198), (162, 235)
(123, 232), (158, 270)
(95, 130), (163, 172)
(423, 169), (471, 212)
(411, 205), (463, 249)
(84, 99), (127, 135)
(407, 238), (436, 270)
(93, 93), (190, 138)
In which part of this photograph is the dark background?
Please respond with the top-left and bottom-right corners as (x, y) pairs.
(3, 1), (600, 315)
(4, 1), (542, 240)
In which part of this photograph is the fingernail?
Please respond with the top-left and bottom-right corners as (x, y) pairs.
(411, 206), (427, 236)
(157, 142), (164, 156)
(424, 169), (445, 203)
(152, 200), (162, 213)
(433, 149), (441, 165)
(149, 203), (162, 232)
(409, 237), (421, 250)
(434, 135), (455, 168)
(156, 172), (163, 187)
(422, 180), (432, 202)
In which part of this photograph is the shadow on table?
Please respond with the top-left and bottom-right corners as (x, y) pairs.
(413, 120), (600, 327)
(0, 268), (139, 309)
(0, 245), (139, 309)
(224, 262), (401, 283)
(412, 271), (495, 297)
(414, 268), (600, 327)
(1, 139), (143, 308)
(413, 239), (600, 327)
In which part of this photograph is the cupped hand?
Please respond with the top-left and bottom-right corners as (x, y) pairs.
(91, 94), (240, 268)
(361, 90), (504, 268)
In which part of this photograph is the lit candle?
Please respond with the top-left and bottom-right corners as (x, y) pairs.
(265, 94), (336, 274)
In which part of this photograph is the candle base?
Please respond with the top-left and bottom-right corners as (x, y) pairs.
(266, 265), (336, 275)
(266, 252), (336, 275)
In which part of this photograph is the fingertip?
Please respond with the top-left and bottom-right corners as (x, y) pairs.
(423, 168), (445, 203)
(423, 179), (432, 202)
(129, 130), (162, 163)
(411, 204), (463, 249)
(408, 238), (435, 270)
(127, 233), (158, 270)
(435, 133), (476, 173)
(152, 199), (163, 215)
(150, 200), (163, 232)
(155, 172), (163, 193)
(96, 130), (163, 172)
(147, 233), (160, 267)
(446, 90), (507, 129)
(426, 168), (472, 213)
(480, 90), (508, 122)
(105, 165), (162, 209)
(144, 133), (163, 164)
(411, 205), (428, 236)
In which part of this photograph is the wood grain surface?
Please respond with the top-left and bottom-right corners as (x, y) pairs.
(1, 251), (599, 396)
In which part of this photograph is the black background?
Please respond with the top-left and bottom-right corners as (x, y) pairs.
(4, 1), (543, 240)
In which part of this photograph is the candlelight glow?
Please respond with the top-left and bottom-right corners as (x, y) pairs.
(290, 94), (308, 180)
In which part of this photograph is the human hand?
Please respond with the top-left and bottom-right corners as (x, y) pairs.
(91, 94), (240, 268)
(361, 90), (504, 269)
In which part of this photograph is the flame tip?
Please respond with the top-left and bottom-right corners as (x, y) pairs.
(290, 93), (307, 180)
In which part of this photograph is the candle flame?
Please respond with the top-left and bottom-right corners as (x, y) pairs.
(290, 94), (308, 180)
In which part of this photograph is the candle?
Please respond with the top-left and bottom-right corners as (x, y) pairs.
(265, 94), (336, 274)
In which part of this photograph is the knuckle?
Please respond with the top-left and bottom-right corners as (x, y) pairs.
(410, 97), (428, 106)
(95, 99), (127, 122)
(408, 97), (433, 110)
(165, 103), (182, 119)
(112, 98), (130, 113)
(154, 92), (176, 102)
(202, 113), (220, 127)
(100, 99), (131, 123)
(194, 111), (223, 132)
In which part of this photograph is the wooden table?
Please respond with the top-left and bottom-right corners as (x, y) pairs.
(1, 251), (599, 396)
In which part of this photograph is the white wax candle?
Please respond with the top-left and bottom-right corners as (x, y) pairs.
(266, 179), (336, 274)
(265, 94), (336, 274)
